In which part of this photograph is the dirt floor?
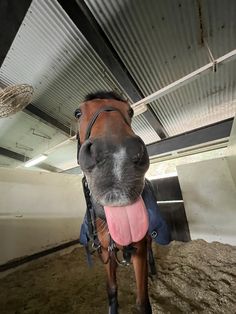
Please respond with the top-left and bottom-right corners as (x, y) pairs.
(0, 240), (236, 314)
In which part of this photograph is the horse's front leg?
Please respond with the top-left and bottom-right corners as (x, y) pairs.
(97, 219), (119, 314)
(132, 238), (152, 314)
(104, 251), (119, 314)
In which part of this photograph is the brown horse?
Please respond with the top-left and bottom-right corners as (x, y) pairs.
(75, 91), (152, 313)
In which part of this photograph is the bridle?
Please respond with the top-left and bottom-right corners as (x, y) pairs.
(75, 104), (136, 266)
(75, 105), (131, 152)
(82, 175), (137, 267)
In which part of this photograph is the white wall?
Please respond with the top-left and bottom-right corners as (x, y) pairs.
(177, 116), (236, 245)
(177, 157), (236, 245)
(227, 116), (236, 187)
(0, 168), (86, 265)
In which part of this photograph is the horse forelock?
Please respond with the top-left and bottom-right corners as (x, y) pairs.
(84, 90), (127, 103)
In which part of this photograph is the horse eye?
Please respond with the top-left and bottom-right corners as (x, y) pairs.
(74, 108), (82, 119)
(128, 108), (134, 118)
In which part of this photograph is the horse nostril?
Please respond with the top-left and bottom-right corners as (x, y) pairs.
(79, 140), (96, 171)
(125, 136), (146, 164)
(79, 139), (109, 171)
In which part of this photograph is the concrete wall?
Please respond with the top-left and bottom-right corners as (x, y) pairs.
(0, 168), (85, 265)
(177, 157), (236, 245)
(177, 116), (236, 245)
(227, 117), (236, 187)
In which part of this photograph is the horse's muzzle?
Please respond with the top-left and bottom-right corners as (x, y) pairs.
(79, 136), (148, 172)
(79, 136), (149, 206)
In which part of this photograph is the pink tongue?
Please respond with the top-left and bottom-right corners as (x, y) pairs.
(104, 197), (149, 246)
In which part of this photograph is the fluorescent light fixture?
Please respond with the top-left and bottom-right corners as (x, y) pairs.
(146, 172), (178, 180)
(24, 154), (48, 168)
(157, 200), (184, 204)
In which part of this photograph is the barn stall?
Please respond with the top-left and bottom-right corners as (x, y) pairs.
(0, 0), (236, 313)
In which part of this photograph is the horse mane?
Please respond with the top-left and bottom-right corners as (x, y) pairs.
(84, 91), (127, 103)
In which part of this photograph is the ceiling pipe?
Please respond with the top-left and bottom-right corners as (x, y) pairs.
(131, 49), (236, 111)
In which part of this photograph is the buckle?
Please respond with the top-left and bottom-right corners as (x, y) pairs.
(151, 230), (158, 239)
(92, 240), (101, 250)
(120, 259), (130, 266)
(108, 242), (116, 252)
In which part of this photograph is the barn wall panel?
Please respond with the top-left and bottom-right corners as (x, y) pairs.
(177, 157), (236, 245)
(226, 115), (236, 187)
(0, 168), (85, 265)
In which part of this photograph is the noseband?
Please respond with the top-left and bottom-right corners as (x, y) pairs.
(76, 105), (130, 152)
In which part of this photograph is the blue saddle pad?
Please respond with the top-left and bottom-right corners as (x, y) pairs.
(79, 212), (90, 246)
(79, 180), (171, 246)
(142, 180), (171, 245)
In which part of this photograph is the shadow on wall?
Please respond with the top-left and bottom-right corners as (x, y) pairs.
(151, 176), (191, 242)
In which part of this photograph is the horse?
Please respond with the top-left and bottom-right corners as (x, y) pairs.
(75, 91), (153, 313)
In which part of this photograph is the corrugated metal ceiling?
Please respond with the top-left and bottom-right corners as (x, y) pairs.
(1, 0), (236, 170)
(86, 0), (209, 89)
(86, 0), (236, 135)
(0, 0), (160, 146)
(152, 60), (236, 135)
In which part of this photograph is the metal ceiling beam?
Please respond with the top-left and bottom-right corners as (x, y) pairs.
(0, 0), (32, 67)
(132, 49), (236, 110)
(142, 108), (167, 139)
(58, 118), (233, 174)
(146, 118), (233, 157)
(0, 147), (61, 172)
(0, 147), (27, 163)
(58, 0), (168, 139)
(24, 104), (75, 137)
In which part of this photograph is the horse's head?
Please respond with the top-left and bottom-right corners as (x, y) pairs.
(75, 91), (149, 207)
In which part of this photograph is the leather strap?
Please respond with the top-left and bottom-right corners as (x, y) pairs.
(84, 105), (130, 141)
